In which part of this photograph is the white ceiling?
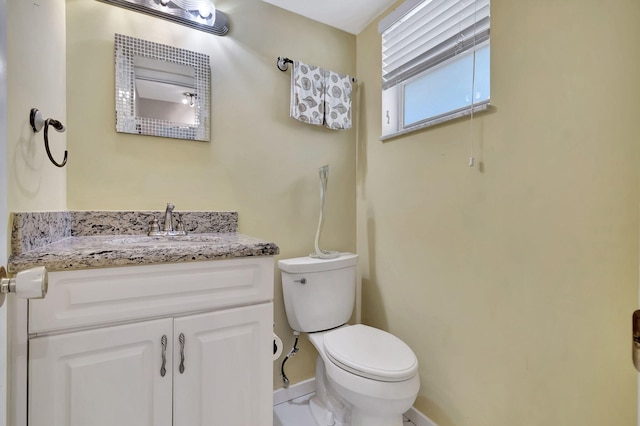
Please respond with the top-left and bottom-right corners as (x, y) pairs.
(261, 0), (396, 35)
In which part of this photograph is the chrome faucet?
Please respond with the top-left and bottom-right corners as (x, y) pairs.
(163, 203), (175, 232)
(148, 203), (187, 236)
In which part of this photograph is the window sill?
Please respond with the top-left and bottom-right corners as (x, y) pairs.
(379, 102), (491, 142)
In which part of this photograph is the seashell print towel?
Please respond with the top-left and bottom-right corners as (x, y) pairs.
(323, 70), (352, 130)
(290, 60), (325, 126)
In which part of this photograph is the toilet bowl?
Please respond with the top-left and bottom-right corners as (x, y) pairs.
(308, 325), (420, 426)
(278, 253), (420, 426)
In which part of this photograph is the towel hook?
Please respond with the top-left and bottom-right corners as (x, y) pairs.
(30, 108), (68, 168)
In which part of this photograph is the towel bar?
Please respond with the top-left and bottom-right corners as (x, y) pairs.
(276, 56), (357, 83)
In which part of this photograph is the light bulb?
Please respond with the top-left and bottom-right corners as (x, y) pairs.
(183, 93), (196, 107)
(170, 0), (215, 19)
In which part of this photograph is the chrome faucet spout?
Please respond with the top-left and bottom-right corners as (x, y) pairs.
(147, 203), (186, 236)
(163, 203), (175, 232)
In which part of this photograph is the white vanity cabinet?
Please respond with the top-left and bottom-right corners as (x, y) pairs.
(30, 318), (174, 426)
(26, 257), (274, 426)
(173, 304), (272, 425)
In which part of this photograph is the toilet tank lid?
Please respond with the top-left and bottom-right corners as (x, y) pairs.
(278, 253), (358, 273)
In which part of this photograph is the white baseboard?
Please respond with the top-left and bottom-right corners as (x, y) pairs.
(404, 406), (439, 426)
(273, 378), (316, 406)
(272, 378), (439, 426)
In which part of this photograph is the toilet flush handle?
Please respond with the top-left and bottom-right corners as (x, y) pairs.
(294, 278), (307, 285)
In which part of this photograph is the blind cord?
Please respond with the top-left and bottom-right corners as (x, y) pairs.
(468, 0), (478, 168)
(469, 52), (476, 167)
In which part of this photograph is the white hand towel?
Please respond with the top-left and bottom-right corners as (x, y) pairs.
(290, 60), (324, 126)
(323, 70), (352, 130)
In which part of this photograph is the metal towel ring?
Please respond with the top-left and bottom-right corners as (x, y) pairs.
(30, 108), (68, 168)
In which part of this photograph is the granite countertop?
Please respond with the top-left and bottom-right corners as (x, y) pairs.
(7, 211), (279, 273)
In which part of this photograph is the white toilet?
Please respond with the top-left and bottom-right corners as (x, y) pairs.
(278, 253), (420, 426)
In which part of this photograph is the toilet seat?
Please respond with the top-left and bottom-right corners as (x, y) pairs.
(323, 324), (418, 382)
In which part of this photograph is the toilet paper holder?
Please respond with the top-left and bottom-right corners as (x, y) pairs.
(273, 332), (283, 361)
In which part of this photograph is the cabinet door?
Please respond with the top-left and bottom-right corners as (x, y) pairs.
(29, 318), (173, 426)
(174, 303), (273, 426)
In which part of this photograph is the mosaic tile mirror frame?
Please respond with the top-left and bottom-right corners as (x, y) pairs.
(114, 33), (211, 141)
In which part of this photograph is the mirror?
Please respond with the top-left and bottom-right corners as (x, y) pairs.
(114, 34), (211, 141)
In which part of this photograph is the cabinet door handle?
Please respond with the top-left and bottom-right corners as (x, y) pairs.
(178, 333), (185, 374)
(160, 335), (168, 377)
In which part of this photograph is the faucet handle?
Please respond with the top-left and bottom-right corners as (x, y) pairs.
(175, 214), (187, 235)
(148, 215), (161, 235)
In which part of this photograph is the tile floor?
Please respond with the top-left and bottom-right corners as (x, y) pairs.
(273, 393), (417, 426)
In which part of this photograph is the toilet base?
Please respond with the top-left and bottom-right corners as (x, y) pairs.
(350, 411), (404, 426)
(308, 394), (405, 426)
(309, 396), (347, 426)
(311, 357), (349, 425)
(309, 395), (404, 426)
(310, 352), (416, 426)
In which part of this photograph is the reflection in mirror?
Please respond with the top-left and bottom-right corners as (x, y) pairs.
(114, 34), (210, 141)
(134, 56), (197, 124)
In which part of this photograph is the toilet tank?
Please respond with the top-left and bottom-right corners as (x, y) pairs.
(278, 253), (358, 333)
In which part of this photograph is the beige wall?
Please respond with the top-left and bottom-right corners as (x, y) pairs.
(7, 0), (67, 212)
(1, 0), (7, 261)
(65, 0), (356, 389)
(8, 0), (640, 422)
(357, 0), (640, 425)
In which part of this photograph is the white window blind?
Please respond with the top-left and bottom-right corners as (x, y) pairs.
(379, 0), (490, 138)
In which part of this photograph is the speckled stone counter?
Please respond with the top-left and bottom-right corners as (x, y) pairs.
(8, 211), (279, 273)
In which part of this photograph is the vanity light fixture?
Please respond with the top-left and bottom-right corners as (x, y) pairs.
(96, 0), (229, 35)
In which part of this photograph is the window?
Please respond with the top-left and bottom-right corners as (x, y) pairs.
(379, 0), (490, 140)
